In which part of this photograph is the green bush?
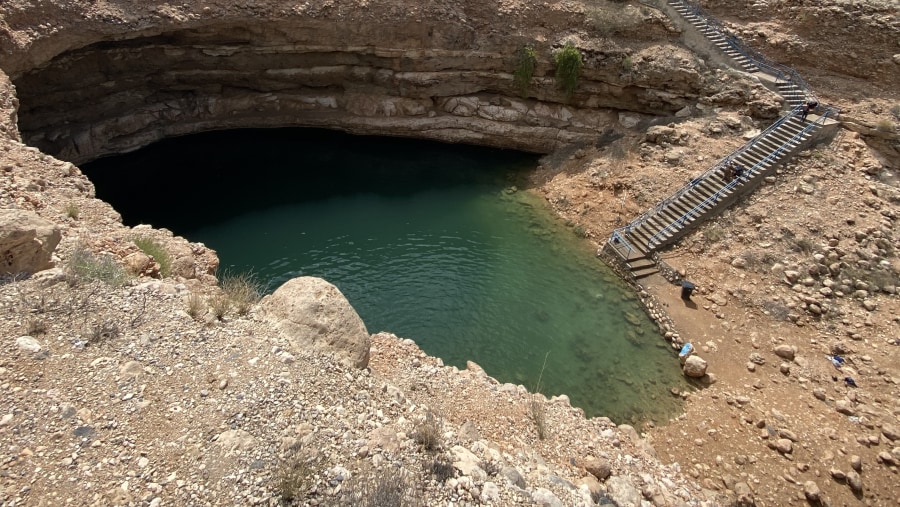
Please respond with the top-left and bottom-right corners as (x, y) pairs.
(513, 45), (537, 97)
(67, 245), (130, 287)
(133, 236), (172, 278)
(554, 43), (583, 99)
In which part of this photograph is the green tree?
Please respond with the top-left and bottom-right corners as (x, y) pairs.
(554, 42), (583, 99)
(513, 45), (537, 97)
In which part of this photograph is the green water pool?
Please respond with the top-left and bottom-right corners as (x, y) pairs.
(82, 128), (688, 424)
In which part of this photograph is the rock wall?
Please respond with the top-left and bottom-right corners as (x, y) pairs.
(0, 70), (19, 142)
(0, 0), (746, 165)
(698, 0), (899, 87)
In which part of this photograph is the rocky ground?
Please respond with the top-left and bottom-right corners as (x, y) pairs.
(524, 1), (900, 505)
(2, 0), (900, 506)
(0, 141), (705, 507)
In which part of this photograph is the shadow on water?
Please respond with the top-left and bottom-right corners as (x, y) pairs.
(82, 127), (689, 424)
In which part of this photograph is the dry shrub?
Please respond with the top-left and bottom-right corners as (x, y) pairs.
(65, 203), (80, 219)
(586, 2), (644, 35)
(67, 245), (129, 287)
(530, 352), (550, 440)
(530, 395), (548, 440)
(760, 300), (791, 321)
(83, 319), (120, 344)
(704, 224), (726, 244)
(208, 295), (230, 321)
(275, 453), (314, 505)
(875, 119), (895, 132)
(343, 467), (421, 507)
(428, 455), (456, 483)
(220, 271), (263, 316)
(25, 318), (48, 336)
(413, 411), (442, 452)
(789, 236), (817, 254)
(185, 293), (205, 320)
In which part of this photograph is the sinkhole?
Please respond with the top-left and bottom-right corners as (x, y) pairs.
(80, 127), (689, 424)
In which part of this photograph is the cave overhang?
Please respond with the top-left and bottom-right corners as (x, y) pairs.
(1, 1), (711, 163)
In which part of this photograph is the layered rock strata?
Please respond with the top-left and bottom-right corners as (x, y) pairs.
(0, 0), (764, 165)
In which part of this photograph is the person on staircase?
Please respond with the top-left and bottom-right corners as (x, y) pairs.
(800, 100), (818, 122)
(732, 163), (745, 182)
(721, 163), (734, 183)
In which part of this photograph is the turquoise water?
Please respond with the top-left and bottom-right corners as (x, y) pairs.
(82, 128), (687, 424)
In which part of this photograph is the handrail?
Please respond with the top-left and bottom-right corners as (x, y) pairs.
(607, 230), (636, 260)
(614, 104), (803, 240)
(607, 0), (842, 264)
(669, 0), (833, 110)
(645, 110), (834, 249)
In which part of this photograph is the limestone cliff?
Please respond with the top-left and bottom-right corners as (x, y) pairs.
(0, 0), (760, 165)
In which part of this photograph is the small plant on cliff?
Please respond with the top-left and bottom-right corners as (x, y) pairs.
(65, 203), (80, 220)
(208, 294), (230, 321)
(529, 352), (550, 440)
(513, 45), (537, 97)
(875, 118), (895, 132)
(343, 467), (422, 507)
(413, 411), (442, 452)
(554, 42), (583, 99)
(185, 293), (205, 320)
(276, 452), (315, 505)
(67, 244), (130, 287)
(133, 236), (172, 278)
(220, 271), (263, 316)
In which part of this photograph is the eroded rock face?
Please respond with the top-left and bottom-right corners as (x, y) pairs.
(0, 209), (61, 275)
(0, 72), (19, 142)
(261, 276), (370, 368)
(0, 0), (752, 165)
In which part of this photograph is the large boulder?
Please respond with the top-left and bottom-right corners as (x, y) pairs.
(0, 210), (61, 275)
(260, 277), (370, 368)
(583, 456), (611, 481)
(683, 355), (708, 378)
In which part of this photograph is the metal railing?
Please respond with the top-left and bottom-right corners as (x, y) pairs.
(669, 0), (824, 106)
(608, 229), (636, 259)
(604, 0), (842, 264)
(608, 104), (803, 250)
(645, 109), (835, 249)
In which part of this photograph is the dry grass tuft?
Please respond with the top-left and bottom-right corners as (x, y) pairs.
(413, 411), (442, 452)
(220, 271), (263, 316)
(185, 293), (205, 320)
